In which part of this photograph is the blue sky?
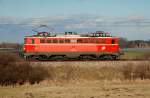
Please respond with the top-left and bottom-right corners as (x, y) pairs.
(0, 0), (150, 18)
(0, 0), (150, 42)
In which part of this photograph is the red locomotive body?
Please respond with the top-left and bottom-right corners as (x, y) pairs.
(24, 32), (122, 60)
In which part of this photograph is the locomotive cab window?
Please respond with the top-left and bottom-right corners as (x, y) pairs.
(31, 39), (35, 44)
(40, 39), (45, 43)
(24, 38), (27, 44)
(112, 39), (115, 44)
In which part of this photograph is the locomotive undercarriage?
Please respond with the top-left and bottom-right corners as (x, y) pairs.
(24, 52), (121, 61)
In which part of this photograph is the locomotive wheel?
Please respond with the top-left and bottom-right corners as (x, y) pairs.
(49, 55), (68, 61)
(99, 54), (114, 60)
(112, 55), (120, 60)
(37, 55), (48, 61)
(25, 55), (36, 60)
(79, 55), (96, 60)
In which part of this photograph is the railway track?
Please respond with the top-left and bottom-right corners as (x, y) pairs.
(29, 60), (150, 67)
(28, 59), (149, 62)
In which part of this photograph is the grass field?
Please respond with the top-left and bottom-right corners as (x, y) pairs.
(1, 80), (150, 98)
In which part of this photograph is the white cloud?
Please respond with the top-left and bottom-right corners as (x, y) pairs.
(0, 15), (150, 31)
(0, 15), (150, 40)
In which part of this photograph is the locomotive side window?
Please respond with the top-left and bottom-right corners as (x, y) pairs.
(65, 39), (70, 43)
(47, 39), (51, 43)
(84, 39), (88, 43)
(77, 39), (82, 43)
(53, 39), (58, 43)
(112, 39), (115, 44)
(96, 39), (99, 43)
(99, 39), (106, 43)
(101, 39), (106, 43)
(59, 39), (64, 43)
(90, 39), (95, 43)
(40, 39), (45, 43)
(77, 39), (90, 43)
(71, 39), (77, 43)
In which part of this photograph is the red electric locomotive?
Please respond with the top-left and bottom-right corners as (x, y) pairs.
(23, 31), (122, 60)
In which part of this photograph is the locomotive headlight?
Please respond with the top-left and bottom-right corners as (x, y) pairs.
(23, 46), (25, 50)
(101, 46), (106, 50)
(23, 46), (26, 52)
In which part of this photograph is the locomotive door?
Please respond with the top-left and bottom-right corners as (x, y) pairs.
(70, 39), (77, 52)
(27, 39), (35, 52)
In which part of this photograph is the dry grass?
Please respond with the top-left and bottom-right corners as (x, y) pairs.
(40, 61), (150, 82)
(45, 65), (124, 82)
(122, 62), (150, 80)
(0, 80), (150, 98)
(0, 52), (49, 86)
(1, 52), (150, 98)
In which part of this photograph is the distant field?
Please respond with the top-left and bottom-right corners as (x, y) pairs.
(121, 51), (150, 60)
(121, 48), (150, 59)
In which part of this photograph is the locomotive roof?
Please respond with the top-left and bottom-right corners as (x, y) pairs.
(25, 36), (119, 38)
(25, 31), (118, 38)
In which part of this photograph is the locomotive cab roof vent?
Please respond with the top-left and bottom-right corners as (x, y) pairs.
(65, 32), (78, 35)
(92, 31), (111, 37)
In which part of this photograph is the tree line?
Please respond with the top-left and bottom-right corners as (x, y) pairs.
(119, 38), (150, 48)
